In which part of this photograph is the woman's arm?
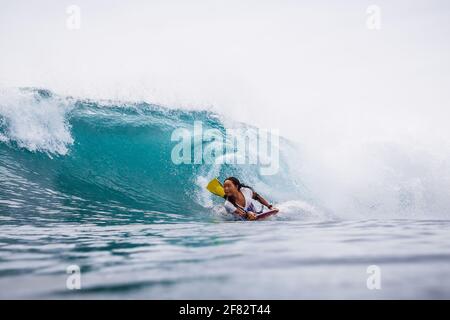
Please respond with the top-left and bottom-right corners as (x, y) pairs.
(252, 191), (273, 209)
(234, 208), (257, 220)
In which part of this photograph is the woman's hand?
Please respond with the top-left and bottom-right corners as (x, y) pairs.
(246, 212), (257, 220)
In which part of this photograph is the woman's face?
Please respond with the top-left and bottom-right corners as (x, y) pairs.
(223, 180), (238, 196)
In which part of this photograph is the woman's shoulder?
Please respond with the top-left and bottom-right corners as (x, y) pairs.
(223, 199), (236, 213)
(224, 198), (233, 206)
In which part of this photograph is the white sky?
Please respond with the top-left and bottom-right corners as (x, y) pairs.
(1, 0), (450, 146)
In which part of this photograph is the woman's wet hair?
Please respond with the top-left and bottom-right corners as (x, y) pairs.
(224, 176), (254, 196)
(224, 177), (243, 190)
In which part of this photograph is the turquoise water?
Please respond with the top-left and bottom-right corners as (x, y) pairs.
(1, 88), (450, 299)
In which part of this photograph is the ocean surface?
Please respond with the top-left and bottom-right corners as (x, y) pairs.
(1, 88), (449, 299)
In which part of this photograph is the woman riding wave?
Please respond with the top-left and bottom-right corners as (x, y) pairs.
(223, 177), (277, 220)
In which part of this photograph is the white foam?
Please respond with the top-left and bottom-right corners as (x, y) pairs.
(276, 200), (332, 221)
(0, 88), (74, 155)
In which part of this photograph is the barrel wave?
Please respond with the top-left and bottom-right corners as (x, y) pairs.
(0, 88), (310, 225)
